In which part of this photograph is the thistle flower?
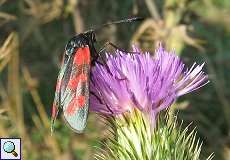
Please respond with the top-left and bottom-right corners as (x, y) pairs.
(90, 45), (209, 124)
(91, 45), (213, 160)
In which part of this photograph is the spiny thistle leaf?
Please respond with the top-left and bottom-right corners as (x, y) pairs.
(95, 109), (213, 160)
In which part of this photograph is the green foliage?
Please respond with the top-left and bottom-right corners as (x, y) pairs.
(95, 110), (214, 160)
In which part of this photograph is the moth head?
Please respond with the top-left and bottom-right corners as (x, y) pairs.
(84, 30), (96, 43)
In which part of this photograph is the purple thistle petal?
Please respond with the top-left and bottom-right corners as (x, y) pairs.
(175, 63), (209, 96)
(89, 45), (209, 125)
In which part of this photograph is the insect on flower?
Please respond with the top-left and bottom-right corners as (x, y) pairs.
(51, 17), (143, 133)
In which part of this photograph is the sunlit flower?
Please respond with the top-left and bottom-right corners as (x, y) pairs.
(90, 45), (209, 124)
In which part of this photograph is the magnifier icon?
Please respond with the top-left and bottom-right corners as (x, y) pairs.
(3, 141), (18, 157)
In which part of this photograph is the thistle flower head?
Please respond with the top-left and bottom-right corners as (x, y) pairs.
(91, 45), (212, 160)
(90, 45), (209, 124)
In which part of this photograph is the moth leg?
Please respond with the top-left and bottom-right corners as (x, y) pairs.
(93, 56), (127, 81)
(91, 47), (117, 78)
(90, 91), (114, 114)
(93, 42), (129, 80)
(90, 75), (114, 114)
(98, 41), (138, 55)
(95, 58), (126, 81)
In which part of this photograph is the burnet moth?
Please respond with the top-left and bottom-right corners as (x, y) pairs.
(51, 17), (143, 133)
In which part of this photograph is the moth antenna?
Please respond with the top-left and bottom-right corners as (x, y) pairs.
(92, 17), (144, 32)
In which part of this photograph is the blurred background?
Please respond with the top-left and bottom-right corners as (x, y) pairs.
(0, 0), (229, 159)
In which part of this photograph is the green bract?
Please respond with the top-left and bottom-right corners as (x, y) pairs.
(95, 109), (214, 160)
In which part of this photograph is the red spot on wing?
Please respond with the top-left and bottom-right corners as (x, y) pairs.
(66, 96), (86, 115)
(68, 73), (87, 90)
(73, 47), (90, 65)
(52, 103), (57, 118)
(84, 48), (90, 64)
(77, 96), (86, 106)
